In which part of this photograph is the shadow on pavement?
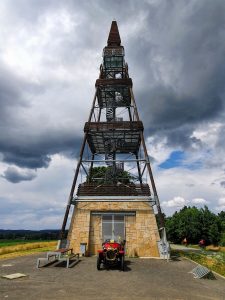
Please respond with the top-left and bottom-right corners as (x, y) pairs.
(97, 260), (133, 272)
(170, 255), (181, 262)
(41, 259), (81, 268)
(54, 259), (81, 268)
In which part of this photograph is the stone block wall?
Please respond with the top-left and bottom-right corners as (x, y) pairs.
(68, 200), (160, 257)
(89, 215), (102, 255)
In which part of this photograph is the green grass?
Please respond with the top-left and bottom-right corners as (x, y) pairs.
(185, 244), (199, 249)
(172, 249), (225, 277)
(0, 239), (55, 247)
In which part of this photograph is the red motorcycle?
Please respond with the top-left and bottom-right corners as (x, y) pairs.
(97, 239), (125, 271)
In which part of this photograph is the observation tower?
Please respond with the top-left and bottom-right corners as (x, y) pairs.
(60, 21), (168, 257)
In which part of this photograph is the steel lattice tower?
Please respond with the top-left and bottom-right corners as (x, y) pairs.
(59, 21), (167, 258)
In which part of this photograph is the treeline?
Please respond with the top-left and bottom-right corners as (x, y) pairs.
(165, 206), (225, 246)
(0, 229), (67, 240)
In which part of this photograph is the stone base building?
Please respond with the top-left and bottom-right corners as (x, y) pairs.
(68, 200), (160, 257)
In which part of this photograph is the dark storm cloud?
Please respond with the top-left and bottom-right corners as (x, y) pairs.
(0, 66), (27, 120)
(123, 0), (225, 148)
(0, 127), (82, 169)
(139, 85), (223, 132)
(163, 126), (202, 150)
(0, 62), (82, 170)
(220, 181), (225, 188)
(2, 152), (51, 169)
(1, 0), (225, 180)
(1, 166), (36, 183)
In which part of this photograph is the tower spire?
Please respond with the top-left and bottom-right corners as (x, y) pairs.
(107, 20), (121, 46)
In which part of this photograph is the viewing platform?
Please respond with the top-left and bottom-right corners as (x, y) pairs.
(84, 121), (143, 154)
(96, 78), (132, 107)
(76, 183), (150, 197)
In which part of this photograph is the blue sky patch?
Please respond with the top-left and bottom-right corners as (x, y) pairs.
(159, 150), (202, 170)
(159, 150), (185, 169)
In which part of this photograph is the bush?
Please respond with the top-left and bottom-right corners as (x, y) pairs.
(219, 232), (225, 246)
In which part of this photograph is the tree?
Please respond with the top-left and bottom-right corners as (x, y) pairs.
(165, 206), (224, 245)
(208, 223), (220, 246)
(87, 166), (134, 184)
(217, 211), (225, 232)
(217, 211), (225, 246)
(199, 206), (217, 243)
(165, 206), (202, 244)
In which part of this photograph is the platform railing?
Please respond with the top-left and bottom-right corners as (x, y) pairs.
(77, 183), (150, 196)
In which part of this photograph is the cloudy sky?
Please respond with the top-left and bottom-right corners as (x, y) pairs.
(0, 0), (225, 230)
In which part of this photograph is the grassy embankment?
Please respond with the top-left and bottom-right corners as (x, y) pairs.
(173, 245), (225, 277)
(0, 240), (57, 259)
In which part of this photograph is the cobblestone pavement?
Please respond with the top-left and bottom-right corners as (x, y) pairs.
(0, 254), (225, 300)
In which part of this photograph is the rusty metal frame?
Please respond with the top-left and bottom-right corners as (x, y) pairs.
(129, 87), (165, 228)
(60, 23), (165, 239)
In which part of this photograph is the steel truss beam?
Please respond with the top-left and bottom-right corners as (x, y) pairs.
(82, 159), (146, 163)
(60, 39), (165, 239)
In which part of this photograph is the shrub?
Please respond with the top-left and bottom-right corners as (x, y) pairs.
(219, 232), (225, 246)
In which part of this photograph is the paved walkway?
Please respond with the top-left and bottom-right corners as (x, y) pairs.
(0, 254), (224, 300)
(170, 244), (201, 252)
